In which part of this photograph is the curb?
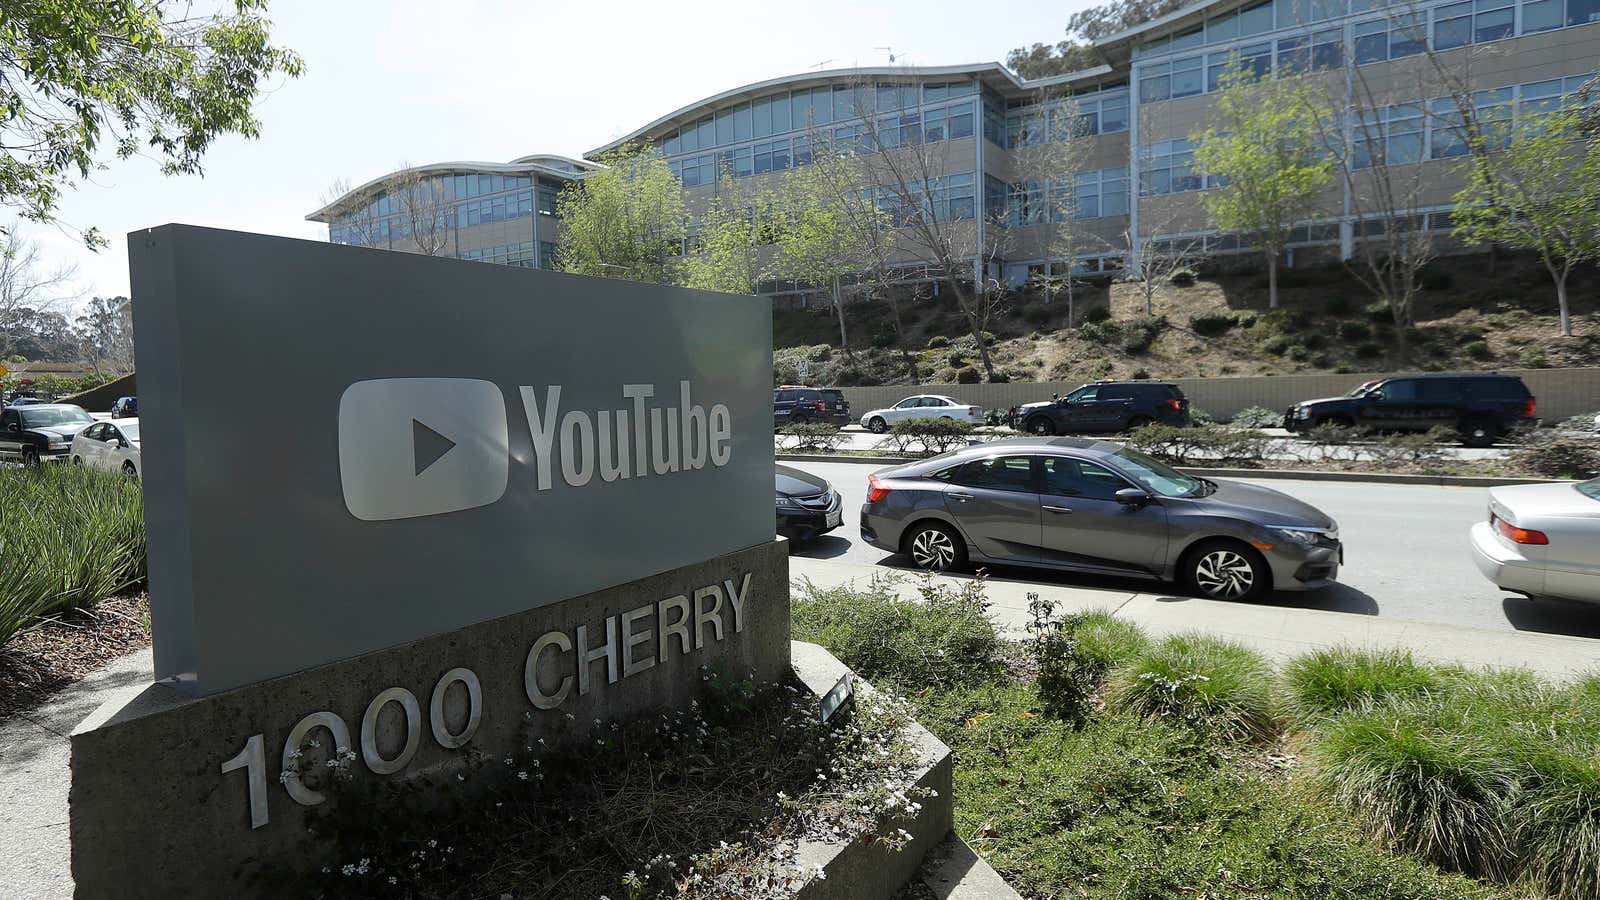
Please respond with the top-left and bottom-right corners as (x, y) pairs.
(775, 454), (1560, 487)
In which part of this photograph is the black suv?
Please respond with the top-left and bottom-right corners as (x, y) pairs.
(774, 386), (850, 428)
(1284, 373), (1536, 446)
(1012, 381), (1190, 435)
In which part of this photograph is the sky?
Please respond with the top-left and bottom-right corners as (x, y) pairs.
(20, 0), (1089, 308)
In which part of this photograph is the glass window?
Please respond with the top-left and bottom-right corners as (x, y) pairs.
(1354, 20), (1387, 63)
(772, 93), (791, 133)
(753, 96), (773, 138)
(697, 117), (714, 149)
(1522, 0), (1563, 30)
(1043, 457), (1129, 501)
(1377, 380), (1417, 401)
(813, 87), (834, 125)
(1312, 29), (1344, 69)
(1209, 8), (1240, 40)
(1239, 0), (1274, 34)
(715, 110), (734, 145)
(1172, 56), (1204, 97)
(1434, 1), (1473, 48)
(771, 138), (790, 171)
(734, 103), (753, 141)
(1140, 72), (1171, 103)
(1570, 0), (1600, 26)
(1277, 35), (1310, 74)
(1170, 26), (1204, 51)
(1101, 96), (1128, 132)
(1389, 14), (1425, 57)
(894, 398), (920, 409)
(955, 456), (1036, 492)
(1475, 5), (1513, 41)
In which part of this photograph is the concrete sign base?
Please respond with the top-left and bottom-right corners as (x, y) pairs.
(69, 539), (789, 898)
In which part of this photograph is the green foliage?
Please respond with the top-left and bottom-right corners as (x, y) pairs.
(1340, 321), (1373, 342)
(1356, 341), (1383, 358)
(1166, 267), (1198, 287)
(878, 417), (976, 456)
(1108, 632), (1282, 743)
(1282, 648), (1446, 726)
(0, 466), (146, 646)
(1463, 340), (1493, 360)
(1325, 296), (1354, 315)
(0, 0), (304, 241)
(1366, 300), (1395, 324)
(1192, 68), (1333, 305)
(791, 574), (1000, 690)
(771, 148), (883, 320)
(1081, 305), (1113, 324)
(1262, 334), (1293, 355)
(926, 334), (950, 349)
(1511, 432), (1600, 478)
(774, 423), (848, 452)
(955, 365), (981, 383)
(1119, 315), (1166, 353)
(681, 189), (767, 295)
(1230, 405), (1281, 428)
(1519, 347), (1549, 368)
(1190, 311), (1243, 336)
(1078, 319), (1117, 344)
(1124, 423), (1270, 465)
(557, 145), (686, 284)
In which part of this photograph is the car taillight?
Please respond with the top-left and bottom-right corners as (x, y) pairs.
(814, 401), (827, 411)
(1492, 512), (1548, 545)
(867, 475), (891, 503)
(1525, 397), (1537, 418)
(1166, 398), (1182, 411)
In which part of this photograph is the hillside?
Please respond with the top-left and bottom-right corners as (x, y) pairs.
(773, 253), (1600, 387)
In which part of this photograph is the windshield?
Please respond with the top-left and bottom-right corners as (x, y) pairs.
(119, 423), (141, 442)
(1110, 447), (1210, 498)
(1577, 479), (1600, 501)
(20, 407), (92, 428)
(1343, 380), (1381, 398)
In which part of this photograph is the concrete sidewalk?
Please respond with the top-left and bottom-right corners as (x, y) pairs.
(792, 556), (1600, 681)
(0, 648), (154, 900)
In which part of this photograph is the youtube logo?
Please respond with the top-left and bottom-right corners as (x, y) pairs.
(338, 378), (510, 521)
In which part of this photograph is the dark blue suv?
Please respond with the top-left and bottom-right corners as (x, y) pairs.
(1284, 374), (1536, 447)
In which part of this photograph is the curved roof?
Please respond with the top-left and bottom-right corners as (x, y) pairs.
(306, 156), (602, 223)
(586, 61), (1115, 157)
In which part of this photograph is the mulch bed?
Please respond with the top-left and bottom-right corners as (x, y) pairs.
(0, 594), (151, 722)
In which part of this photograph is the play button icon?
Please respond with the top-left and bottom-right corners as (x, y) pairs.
(338, 378), (510, 521)
(412, 419), (456, 476)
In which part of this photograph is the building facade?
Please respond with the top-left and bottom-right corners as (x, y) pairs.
(308, 0), (1598, 298)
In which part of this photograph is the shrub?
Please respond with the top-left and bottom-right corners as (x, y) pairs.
(1262, 335), (1293, 356)
(1130, 368), (1150, 380)
(1308, 698), (1520, 877)
(1520, 347), (1549, 369)
(1081, 306), (1112, 324)
(1555, 411), (1599, 432)
(1167, 267), (1198, 287)
(987, 370), (1010, 383)
(1460, 340), (1492, 360)
(1069, 610), (1150, 671)
(955, 365), (981, 384)
(1282, 648), (1445, 725)
(1511, 432), (1600, 478)
(878, 417), (976, 456)
(946, 350), (969, 368)
(1419, 267), (1454, 291)
(1124, 423), (1270, 466)
(0, 466), (147, 646)
(1108, 632), (1282, 743)
(1355, 341), (1382, 358)
(1338, 321), (1371, 342)
(1079, 320), (1117, 344)
(775, 423), (849, 452)
(1302, 332), (1327, 351)
(791, 574), (1000, 689)
(870, 330), (897, 349)
(926, 335), (950, 349)
(1364, 301), (1393, 324)
(1190, 311), (1241, 337)
(1023, 305), (1053, 325)
(1325, 296), (1354, 316)
(1229, 406), (1282, 428)
(1188, 406), (1217, 425)
(1367, 428), (1454, 470)
(1119, 315), (1167, 354)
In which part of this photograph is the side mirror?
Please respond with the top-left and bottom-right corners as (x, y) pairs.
(1115, 488), (1152, 506)
(1367, 391), (1385, 402)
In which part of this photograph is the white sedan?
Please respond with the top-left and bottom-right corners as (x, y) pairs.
(1470, 478), (1600, 604)
(70, 418), (142, 479)
(859, 395), (985, 433)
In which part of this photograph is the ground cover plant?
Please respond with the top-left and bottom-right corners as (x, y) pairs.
(793, 575), (1595, 899)
(292, 669), (933, 899)
(0, 465), (146, 647)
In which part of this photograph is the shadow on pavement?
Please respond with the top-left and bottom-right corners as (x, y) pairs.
(788, 535), (853, 560)
(1501, 596), (1600, 639)
(864, 556), (1159, 597)
(1148, 581), (1380, 616)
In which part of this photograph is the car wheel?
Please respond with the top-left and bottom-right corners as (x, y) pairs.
(1125, 414), (1153, 431)
(20, 447), (39, 467)
(122, 461), (139, 481)
(1026, 416), (1056, 436)
(868, 417), (888, 434)
(1185, 540), (1270, 602)
(1459, 417), (1497, 448)
(72, 456), (82, 466)
(904, 521), (966, 572)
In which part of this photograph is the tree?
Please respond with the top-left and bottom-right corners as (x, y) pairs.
(0, 224), (77, 360)
(389, 165), (454, 257)
(1125, 226), (1201, 317)
(770, 146), (886, 352)
(319, 177), (383, 247)
(76, 295), (134, 374)
(1, 0), (303, 243)
(682, 184), (767, 296)
(1453, 108), (1600, 337)
(1006, 42), (1103, 80)
(1191, 68), (1333, 309)
(556, 144), (685, 285)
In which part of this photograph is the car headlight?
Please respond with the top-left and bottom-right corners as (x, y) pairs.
(776, 494), (801, 509)
(1274, 527), (1331, 545)
(49, 441), (70, 450)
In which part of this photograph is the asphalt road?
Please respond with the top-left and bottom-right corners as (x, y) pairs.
(784, 459), (1600, 640)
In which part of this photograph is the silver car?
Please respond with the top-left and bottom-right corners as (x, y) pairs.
(859, 437), (1342, 601)
(1470, 478), (1600, 605)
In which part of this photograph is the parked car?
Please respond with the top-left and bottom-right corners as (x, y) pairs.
(859, 437), (1340, 601)
(110, 396), (139, 418)
(859, 395), (985, 434)
(0, 403), (95, 465)
(776, 464), (842, 543)
(70, 418), (142, 479)
(1470, 478), (1600, 605)
(774, 386), (851, 428)
(1283, 373), (1536, 447)
(1011, 381), (1190, 436)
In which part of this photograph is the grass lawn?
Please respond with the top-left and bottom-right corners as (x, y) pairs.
(794, 576), (1594, 899)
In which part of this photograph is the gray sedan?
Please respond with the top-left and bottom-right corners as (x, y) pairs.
(859, 437), (1341, 601)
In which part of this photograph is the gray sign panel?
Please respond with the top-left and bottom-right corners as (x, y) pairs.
(131, 225), (773, 695)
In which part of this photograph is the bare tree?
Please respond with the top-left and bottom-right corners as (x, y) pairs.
(390, 164), (455, 257)
(838, 77), (1001, 379)
(1124, 219), (1202, 317)
(320, 177), (384, 248)
(0, 223), (78, 361)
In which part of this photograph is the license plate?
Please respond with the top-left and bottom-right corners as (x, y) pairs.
(826, 507), (842, 528)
